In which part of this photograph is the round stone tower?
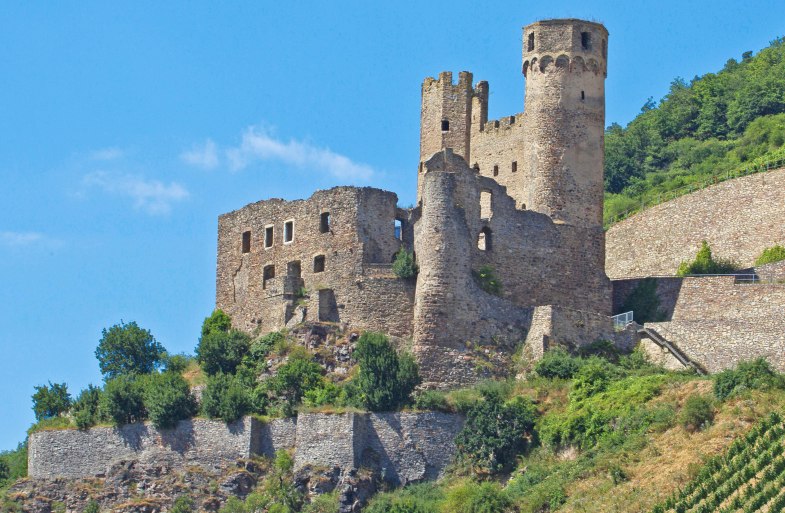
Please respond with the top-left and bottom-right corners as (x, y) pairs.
(522, 19), (608, 229)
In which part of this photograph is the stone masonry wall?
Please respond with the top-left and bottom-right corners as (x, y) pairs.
(28, 417), (296, 479)
(606, 167), (785, 279)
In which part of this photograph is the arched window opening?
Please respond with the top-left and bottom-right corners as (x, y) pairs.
(478, 227), (492, 251)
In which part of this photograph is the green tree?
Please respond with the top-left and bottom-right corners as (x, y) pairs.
(72, 384), (103, 430)
(95, 321), (166, 379)
(619, 278), (666, 323)
(201, 309), (232, 337)
(677, 240), (738, 276)
(201, 373), (250, 423)
(455, 395), (538, 474)
(196, 329), (251, 376)
(31, 382), (71, 421)
(392, 248), (418, 279)
(353, 332), (420, 411)
(143, 372), (197, 429)
(100, 375), (146, 425)
(267, 350), (325, 409)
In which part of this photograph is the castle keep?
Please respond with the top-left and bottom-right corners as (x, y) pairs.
(217, 19), (624, 387)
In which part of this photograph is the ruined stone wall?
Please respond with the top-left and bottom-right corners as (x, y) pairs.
(216, 187), (413, 337)
(522, 19), (608, 229)
(28, 417), (296, 479)
(293, 412), (464, 487)
(605, 168), (785, 279)
(469, 114), (527, 209)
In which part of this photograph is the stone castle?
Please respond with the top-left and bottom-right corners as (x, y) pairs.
(216, 19), (626, 387)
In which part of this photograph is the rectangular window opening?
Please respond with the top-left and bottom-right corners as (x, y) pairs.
(441, 119), (450, 131)
(313, 255), (326, 273)
(263, 265), (275, 289)
(264, 226), (273, 248)
(320, 212), (331, 233)
(528, 32), (535, 52)
(581, 32), (591, 50)
(493, 165), (499, 177)
(480, 190), (493, 220)
(241, 231), (251, 253)
(284, 221), (294, 243)
(511, 161), (517, 173)
(394, 219), (403, 240)
(287, 260), (301, 278)
(581, 91), (585, 100)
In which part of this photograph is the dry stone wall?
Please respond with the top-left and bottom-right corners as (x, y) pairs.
(606, 168), (785, 279)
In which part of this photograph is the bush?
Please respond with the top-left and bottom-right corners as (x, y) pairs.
(365, 483), (443, 513)
(755, 244), (785, 266)
(535, 349), (582, 379)
(619, 278), (666, 323)
(392, 249), (418, 279)
(677, 240), (739, 276)
(202, 309), (232, 337)
(303, 382), (346, 408)
(570, 359), (617, 402)
(197, 329), (251, 376)
(95, 321), (166, 379)
(442, 481), (512, 513)
(83, 500), (100, 513)
(72, 385), (102, 430)
(455, 395), (537, 474)
(353, 332), (420, 411)
(0, 442), (28, 485)
(302, 492), (339, 513)
(472, 265), (502, 296)
(170, 495), (195, 513)
(414, 390), (451, 412)
(163, 353), (192, 374)
(679, 394), (715, 432)
(143, 372), (197, 429)
(713, 358), (785, 400)
(31, 382), (71, 421)
(100, 375), (146, 425)
(267, 349), (325, 409)
(201, 373), (250, 422)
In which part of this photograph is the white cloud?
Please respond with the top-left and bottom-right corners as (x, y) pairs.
(88, 147), (125, 161)
(180, 139), (219, 169)
(181, 126), (374, 181)
(0, 231), (44, 247)
(82, 171), (189, 215)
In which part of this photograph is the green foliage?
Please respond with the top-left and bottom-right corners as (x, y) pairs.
(201, 372), (250, 422)
(713, 358), (785, 400)
(82, 500), (100, 513)
(365, 483), (444, 513)
(677, 240), (739, 276)
(201, 309), (232, 338)
(619, 278), (666, 323)
(414, 390), (451, 412)
(142, 372), (197, 429)
(267, 349), (325, 409)
(303, 382), (346, 408)
(100, 375), (146, 425)
(442, 481), (512, 513)
(455, 395), (537, 474)
(197, 329), (251, 376)
(0, 442), (27, 486)
(301, 492), (339, 513)
(755, 244), (785, 265)
(352, 332), (420, 411)
(95, 321), (166, 379)
(31, 382), (71, 421)
(392, 248), (418, 279)
(535, 348), (581, 379)
(472, 265), (502, 296)
(163, 353), (192, 374)
(72, 385), (102, 430)
(679, 393), (715, 432)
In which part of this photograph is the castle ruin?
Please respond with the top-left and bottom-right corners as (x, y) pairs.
(216, 19), (627, 387)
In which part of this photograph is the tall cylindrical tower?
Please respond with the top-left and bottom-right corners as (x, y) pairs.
(522, 19), (608, 229)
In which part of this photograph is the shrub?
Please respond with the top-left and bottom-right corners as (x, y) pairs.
(143, 372), (197, 429)
(0, 442), (28, 485)
(197, 329), (251, 376)
(170, 495), (195, 513)
(302, 492), (339, 513)
(95, 321), (166, 379)
(365, 483), (443, 513)
(677, 240), (739, 276)
(570, 359), (617, 402)
(414, 390), (451, 412)
(353, 332), (420, 411)
(392, 248), (418, 279)
(100, 375), (146, 425)
(455, 395), (537, 474)
(619, 277), (666, 323)
(72, 385), (102, 430)
(201, 373), (250, 422)
(535, 348), (582, 379)
(267, 349), (325, 408)
(755, 244), (785, 266)
(303, 382), (346, 408)
(442, 481), (512, 513)
(83, 500), (100, 513)
(679, 394), (715, 432)
(472, 265), (502, 295)
(202, 309), (232, 337)
(163, 353), (192, 374)
(577, 339), (622, 362)
(31, 382), (71, 421)
(713, 358), (785, 400)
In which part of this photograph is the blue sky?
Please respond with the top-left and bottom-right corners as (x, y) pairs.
(2, 0), (785, 450)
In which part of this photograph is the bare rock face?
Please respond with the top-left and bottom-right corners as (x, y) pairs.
(7, 458), (267, 513)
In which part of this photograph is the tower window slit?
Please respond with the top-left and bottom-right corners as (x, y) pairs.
(241, 231), (251, 253)
(441, 119), (450, 131)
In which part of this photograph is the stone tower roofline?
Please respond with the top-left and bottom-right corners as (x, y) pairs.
(522, 19), (608, 77)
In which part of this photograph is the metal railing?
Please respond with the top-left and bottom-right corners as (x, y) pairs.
(605, 158), (785, 228)
(612, 310), (633, 329)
